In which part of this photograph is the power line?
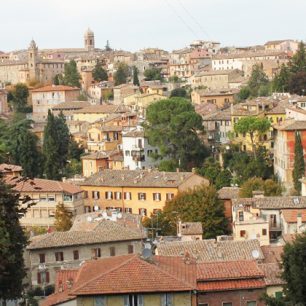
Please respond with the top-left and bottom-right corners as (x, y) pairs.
(164, 0), (199, 40)
(176, 0), (212, 40)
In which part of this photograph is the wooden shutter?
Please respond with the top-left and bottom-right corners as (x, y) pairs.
(46, 271), (50, 283)
(37, 272), (41, 284)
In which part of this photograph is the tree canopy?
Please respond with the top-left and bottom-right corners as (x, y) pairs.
(54, 202), (72, 231)
(0, 175), (28, 300)
(63, 60), (81, 88)
(143, 185), (228, 239)
(92, 60), (108, 82)
(170, 87), (188, 99)
(144, 67), (163, 81)
(132, 66), (140, 86)
(144, 97), (208, 170)
(292, 131), (305, 195)
(114, 62), (129, 86)
(8, 83), (30, 113)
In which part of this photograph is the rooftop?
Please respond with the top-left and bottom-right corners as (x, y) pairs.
(0, 163), (23, 173)
(31, 85), (80, 93)
(273, 120), (306, 131)
(51, 101), (90, 110)
(74, 104), (129, 114)
(281, 209), (306, 223)
(180, 222), (203, 235)
(218, 187), (240, 199)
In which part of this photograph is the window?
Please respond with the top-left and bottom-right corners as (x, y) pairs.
(92, 191), (100, 199)
(115, 192), (122, 200)
(139, 208), (147, 216)
(262, 229), (267, 236)
(128, 245), (134, 254)
(166, 193), (174, 201)
(92, 248), (101, 258)
(138, 193), (146, 201)
(198, 304), (208, 306)
(125, 150), (130, 156)
(73, 250), (79, 260)
(147, 149), (153, 156)
(37, 271), (50, 284)
(240, 230), (246, 238)
(246, 302), (256, 306)
(124, 294), (144, 306)
(55, 252), (64, 262)
(63, 194), (73, 202)
(47, 195), (55, 202)
(161, 293), (173, 306)
(124, 192), (132, 200)
(110, 247), (116, 256)
(105, 191), (113, 200)
(153, 193), (161, 201)
(125, 207), (132, 214)
(238, 211), (244, 221)
(39, 253), (45, 263)
(94, 297), (106, 306)
(222, 303), (232, 306)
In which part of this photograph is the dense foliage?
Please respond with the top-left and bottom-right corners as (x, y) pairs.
(132, 66), (140, 86)
(8, 83), (30, 113)
(54, 202), (72, 231)
(144, 67), (163, 81)
(114, 62), (129, 86)
(92, 60), (108, 82)
(63, 60), (81, 88)
(292, 131), (305, 195)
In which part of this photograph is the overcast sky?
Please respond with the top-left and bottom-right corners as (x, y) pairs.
(1, 0), (306, 52)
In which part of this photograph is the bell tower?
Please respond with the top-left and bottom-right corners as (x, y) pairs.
(28, 39), (39, 81)
(84, 28), (95, 52)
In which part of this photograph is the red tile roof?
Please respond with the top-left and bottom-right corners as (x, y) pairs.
(197, 279), (266, 291)
(71, 255), (194, 295)
(5, 176), (82, 194)
(282, 209), (306, 223)
(0, 163), (23, 173)
(261, 245), (283, 263)
(41, 291), (76, 306)
(197, 260), (264, 281)
(31, 85), (80, 93)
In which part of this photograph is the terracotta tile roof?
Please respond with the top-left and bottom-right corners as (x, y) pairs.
(261, 245), (283, 263)
(123, 130), (144, 138)
(27, 219), (144, 250)
(156, 239), (264, 262)
(197, 260), (264, 280)
(282, 233), (297, 244)
(259, 263), (285, 286)
(218, 187), (240, 200)
(31, 85), (80, 93)
(233, 196), (306, 209)
(81, 169), (206, 188)
(99, 125), (123, 132)
(5, 176), (82, 194)
(273, 120), (306, 131)
(71, 255), (194, 295)
(281, 209), (306, 223)
(41, 290), (76, 306)
(51, 101), (90, 110)
(197, 279), (266, 291)
(75, 104), (129, 114)
(202, 108), (232, 121)
(0, 163), (23, 173)
(180, 222), (203, 235)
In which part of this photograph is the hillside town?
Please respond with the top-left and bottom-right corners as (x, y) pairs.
(1, 4), (306, 306)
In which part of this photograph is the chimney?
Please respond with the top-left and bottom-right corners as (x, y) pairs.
(297, 213), (302, 233)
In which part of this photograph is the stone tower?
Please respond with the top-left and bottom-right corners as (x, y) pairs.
(84, 28), (95, 52)
(28, 39), (39, 81)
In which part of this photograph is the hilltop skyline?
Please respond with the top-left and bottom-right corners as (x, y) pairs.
(1, 0), (306, 52)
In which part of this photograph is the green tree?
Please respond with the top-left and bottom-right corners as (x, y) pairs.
(92, 60), (108, 82)
(239, 177), (282, 198)
(144, 185), (228, 239)
(247, 64), (270, 97)
(158, 159), (179, 172)
(281, 233), (306, 304)
(8, 83), (29, 113)
(56, 112), (70, 169)
(236, 86), (251, 101)
(272, 64), (291, 92)
(63, 60), (81, 87)
(170, 87), (188, 98)
(54, 202), (72, 231)
(53, 74), (63, 85)
(132, 66), (140, 86)
(0, 175), (28, 301)
(144, 98), (208, 170)
(290, 41), (306, 74)
(114, 62), (129, 86)
(288, 71), (306, 96)
(144, 67), (163, 81)
(8, 119), (43, 178)
(234, 116), (271, 156)
(292, 131), (305, 195)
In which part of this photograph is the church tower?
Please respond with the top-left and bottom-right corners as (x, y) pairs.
(28, 39), (39, 81)
(84, 28), (95, 52)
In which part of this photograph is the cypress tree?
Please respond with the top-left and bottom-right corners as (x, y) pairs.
(55, 112), (70, 169)
(0, 175), (28, 301)
(292, 131), (305, 194)
(132, 66), (140, 86)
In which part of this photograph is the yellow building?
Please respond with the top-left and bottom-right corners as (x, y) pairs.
(191, 89), (236, 108)
(80, 169), (209, 215)
(123, 93), (165, 113)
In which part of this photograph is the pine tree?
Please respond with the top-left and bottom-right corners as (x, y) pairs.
(92, 60), (108, 82)
(292, 131), (305, 194)
(8, 119), (43, 178)
(132, 66), (140, 86)
(272, 64), (291, 92)
(54, 202), (72, 231)
(8, 83), (29, 113)
(63, 60), (81, 88)
(0, 175), (28, 301)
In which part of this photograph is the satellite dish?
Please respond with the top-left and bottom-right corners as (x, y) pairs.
(252, 249), (260, 259)
(117, 213), (122, 219)
(142, 248), (152, 259)
(87, 216), (93, 222)
(144, 242), (152, 249)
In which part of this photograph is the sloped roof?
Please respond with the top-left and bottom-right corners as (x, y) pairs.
(51, 101), (90, 110)
(156, 239), (264, 262)
(197, 279), (265, 291)
(0, 163), (23, 173)
(259, 263), (285, 286)
(218, 187), (240, 200)
(281, 209), (306, 223)
(71, 255), (194, 295)
(27, 219), (144, 250)
(180, 222), (203, 235)
(31, 85), (80, 92)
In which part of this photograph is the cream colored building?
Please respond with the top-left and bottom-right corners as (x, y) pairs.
(31, 85), (80, 121)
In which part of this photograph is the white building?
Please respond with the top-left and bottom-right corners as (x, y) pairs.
(122, 128), (160, 170)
